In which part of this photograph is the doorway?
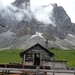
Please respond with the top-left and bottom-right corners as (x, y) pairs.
(34, 53), (40, 65)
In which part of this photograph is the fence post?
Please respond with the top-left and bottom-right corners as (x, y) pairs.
(74, 67), (75, 75)
(36, 66), (39, 75)
(53, 63), (55, 75)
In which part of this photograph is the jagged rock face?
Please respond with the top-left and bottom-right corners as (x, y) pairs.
(44, 4), (74, 39)
(0, 1), (74, 38)
(0, 6), (19, 33)
(52, 4), (70, 26)
(52, 4), (73, 37)
(16, 15), (46, 37)
(0, 26), (6, 33)
(0, 1), (75, 49)
(71, 23), (75, 34)
(16, 20), (36, 37)
(12, 0), (30, 9)
(0, 0), (31, 34)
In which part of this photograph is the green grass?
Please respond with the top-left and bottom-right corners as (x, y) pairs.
(0, 49), (75, 68)
(50, 49), (75, 68)
(0, 49), (24, 64)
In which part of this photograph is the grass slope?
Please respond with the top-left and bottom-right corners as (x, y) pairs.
(0, 49), (75, 68)
(0, 49), (23, 64)
(50, 49), (75, 68)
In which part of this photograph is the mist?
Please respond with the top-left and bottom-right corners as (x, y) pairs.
(0, 4), (32, 22)
(0, 0), (56, 26)
(0, 0), (75, 25)
(32, 5), (55, 26)
(0, 0), (15, 10)
(31, 0), (75, 23)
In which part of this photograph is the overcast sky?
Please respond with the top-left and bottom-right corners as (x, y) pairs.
(0, 0), (75, 23)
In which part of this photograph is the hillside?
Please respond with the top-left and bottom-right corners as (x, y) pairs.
(50, 49), (75, 68)
(0, 0), (75, 49)
(0, 49), (75, 68)
(0, 49), (22, 64)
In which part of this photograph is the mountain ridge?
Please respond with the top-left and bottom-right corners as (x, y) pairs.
(0, 0), (75, 49)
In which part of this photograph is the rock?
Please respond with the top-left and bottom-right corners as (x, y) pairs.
(44, 4), (73, 39)
(0, 1), (75, 50)
(12, 0), (30, 9)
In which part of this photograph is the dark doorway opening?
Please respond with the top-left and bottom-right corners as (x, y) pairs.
(34, 53), (40, 65)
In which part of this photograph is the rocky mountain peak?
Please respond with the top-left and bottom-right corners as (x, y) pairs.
(52, 3), (70, 26)
(12, 0), (30, 9)
(43, 3), (74, 39)
(0, 1), (75, 49)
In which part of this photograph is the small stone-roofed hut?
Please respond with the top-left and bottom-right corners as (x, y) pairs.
(20, 43), (67, 69)
(20, 43), (54, 66)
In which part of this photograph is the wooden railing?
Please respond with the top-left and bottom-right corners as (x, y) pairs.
(0, 67), (75, 75)
(0, 64), (75, 75)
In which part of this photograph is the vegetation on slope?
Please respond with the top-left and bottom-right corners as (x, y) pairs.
(0, 49), (75, 68)
(50, 49), (75, 68)
(0, 49), (23, 64)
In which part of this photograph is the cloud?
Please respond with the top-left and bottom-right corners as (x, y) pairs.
(33, 5), (56, 26)
(0, 0), (15, 10)
(1, 0), (54, 25)
(31, 0), (75, 23)
(1, 0), (15, 6)
(0, 0), (32, 22)
(0, 0), (75, 24)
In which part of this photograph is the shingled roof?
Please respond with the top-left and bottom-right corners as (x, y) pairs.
(20, 43), (54, 58)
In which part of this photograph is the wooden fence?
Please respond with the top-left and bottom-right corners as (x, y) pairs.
(0, 67), (75, 75)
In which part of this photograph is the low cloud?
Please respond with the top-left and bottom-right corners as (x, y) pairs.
(0, 0), (15, 10)
(33, 5), (56, 26)
(31, 0), (75, 23)
(0, 4), (32, 22)
(33, 6), (52, 24)
(0, 0), (56, 26)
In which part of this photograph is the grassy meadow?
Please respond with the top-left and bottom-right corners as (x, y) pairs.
(0, 49), (24, 64)
(50, 49), (75, 68)
(0, 49), (75, 68)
